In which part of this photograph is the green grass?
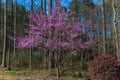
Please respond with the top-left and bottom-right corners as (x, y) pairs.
(3, 70), (26, 76)
(39, 69), (57, 76)
(38, 69), (48, 75)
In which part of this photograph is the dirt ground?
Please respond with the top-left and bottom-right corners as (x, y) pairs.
(0, 68), (84, 80)
(0, 75), (84, 80)
(0, 71), (84, 80)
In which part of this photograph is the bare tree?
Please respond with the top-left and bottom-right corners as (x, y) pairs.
(29, 0), (33, 69)
(112, 0), (120, 59)
(41, 0), (47, 69)
(44, 0), (46, 14)
(48, 0), (52, 15)
(13, 0), (17, 57)
(101, 0), (106, 54)
(48, 0), (52, 71)
(2, 0), (7, 68)
(12, 0), (17, 68)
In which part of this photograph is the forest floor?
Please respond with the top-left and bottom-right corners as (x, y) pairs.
(0, 68), (85, 80)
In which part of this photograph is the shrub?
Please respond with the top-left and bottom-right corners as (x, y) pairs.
(60, 68), (66, 75)
(89, 54), (120, 80)
(49, 69), (57, 76)
(69, 71), (77, 77)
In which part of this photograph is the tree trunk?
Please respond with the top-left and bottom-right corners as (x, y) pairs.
(29, 0), (33, 69)
(13, 0), (16, 57)
(112, 0), (119, 59)
(43, 0), (47, 69)
(48, 0), (52, 16)
(0, 0), (1, 15)
(7, 47), (10, 70)
(29, 48), (32, 69)
(40, 0), (43, 13)
(118, 29), (120, 55)
(48, 0), (52, 71)
(101, 0), (106, 54)
(56, 53), (60, 78)
(12, 0), (17, 68)
(102, 0), (106, 53)
(2, 0), (7, 68)
(44, 0), (46, 14)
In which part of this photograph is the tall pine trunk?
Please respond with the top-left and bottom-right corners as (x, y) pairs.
(48, 0), (52, 71)
(29, 0), (33, 69)
(44, 0), (46, 14)
(101, 0), (106, 54)
(55, 0), (61, 78)
(7, 47), (10, 70)
(12, 0), (17, 68)
(43, 0), (47, 69)
(2, 0), (7, 68)
(112, 0), (119, 59)
(13, 0), (16, 57)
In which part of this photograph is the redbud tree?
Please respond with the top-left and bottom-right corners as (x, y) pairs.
(11, 5), (94, 78)
(15, 12), (93, 52)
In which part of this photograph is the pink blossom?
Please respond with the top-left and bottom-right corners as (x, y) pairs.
(12, 7), (94, 54)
